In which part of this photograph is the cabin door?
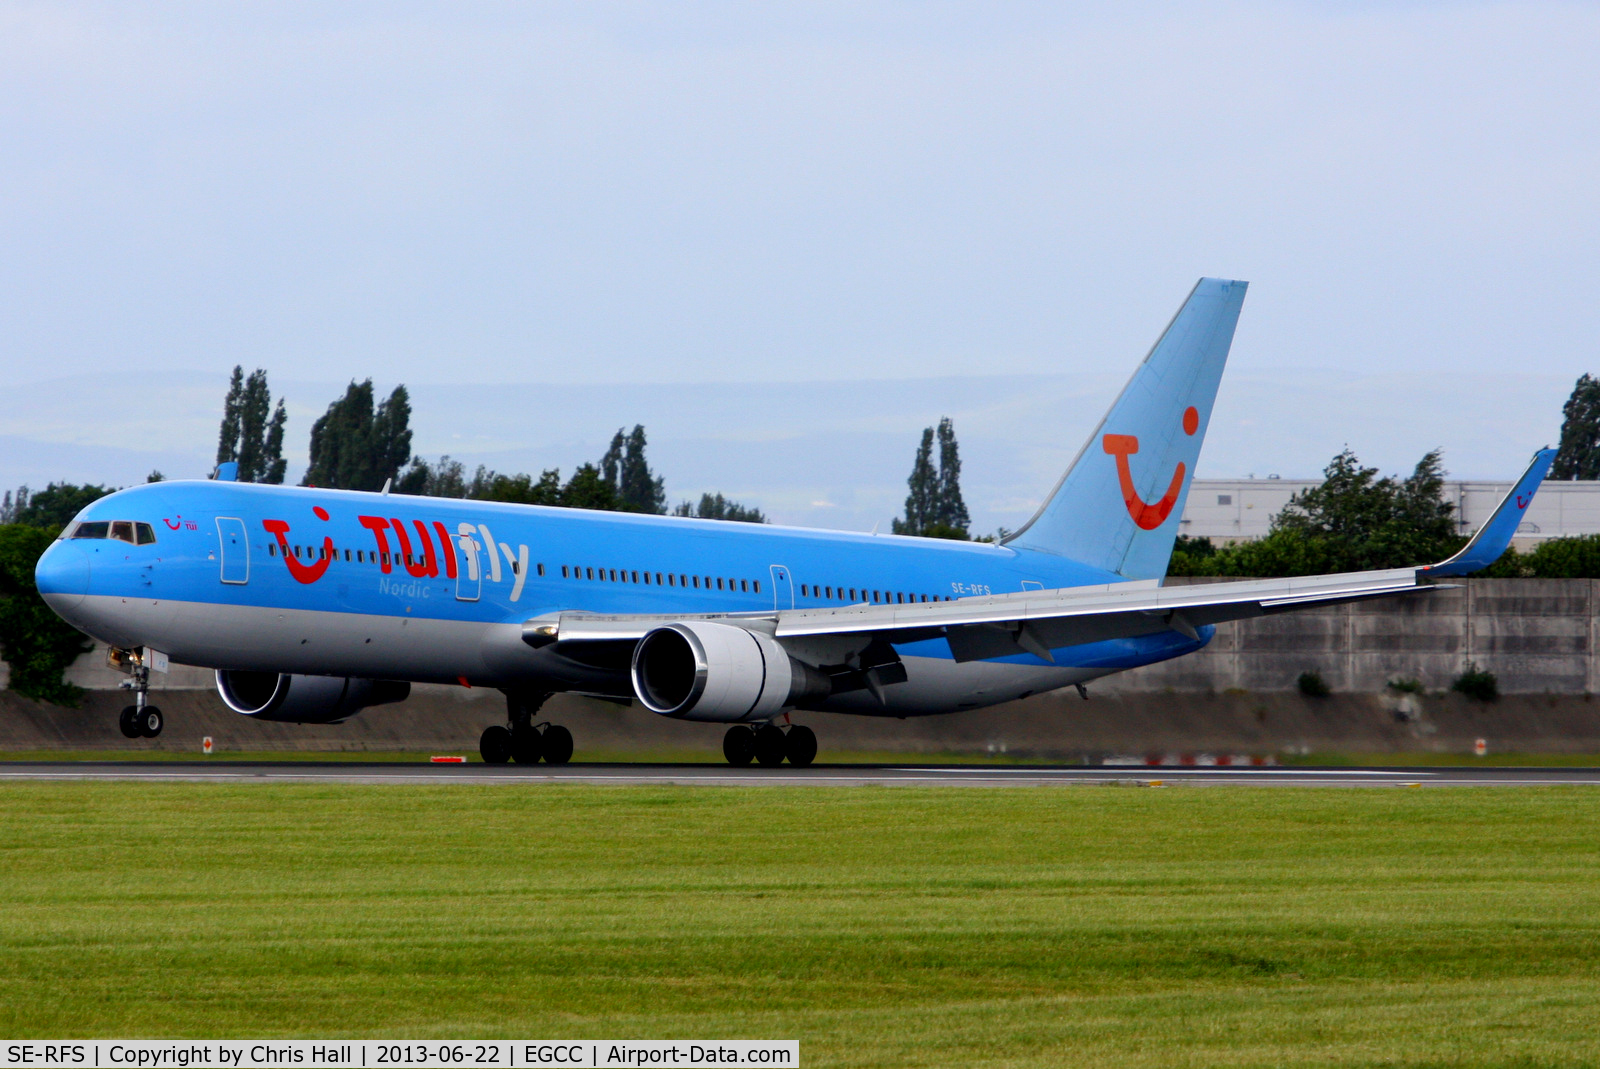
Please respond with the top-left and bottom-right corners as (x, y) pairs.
(455, 528), (482, 602)
(216, 517), (249, 584)
(770, 564), (794, 610)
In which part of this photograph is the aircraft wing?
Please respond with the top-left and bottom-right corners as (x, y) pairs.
(537, 565), (1428, 662)
(529, 447), (1555, 663)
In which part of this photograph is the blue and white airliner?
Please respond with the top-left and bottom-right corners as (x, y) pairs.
(34, 279), (1554, 766)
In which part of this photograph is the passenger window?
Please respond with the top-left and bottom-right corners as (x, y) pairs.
(871, 591), (879, 604)
(753, 579), (761, 594)
(740, 579), (747, 592)
(561, 565), (569, 578)
(586, 567), (594, 580)
(715, 578), (723, 590)
(667, 574), (675, 586)
(268, 543), (276, 556)
(632, 571), (639, 583)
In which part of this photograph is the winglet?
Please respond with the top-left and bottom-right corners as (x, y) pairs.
(1424, 448), (1556, 577)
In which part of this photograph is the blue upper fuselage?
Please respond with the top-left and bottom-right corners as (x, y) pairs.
(40, 479), (1122, 624)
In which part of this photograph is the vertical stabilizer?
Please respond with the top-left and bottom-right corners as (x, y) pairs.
(1005, 278), (1247, 580)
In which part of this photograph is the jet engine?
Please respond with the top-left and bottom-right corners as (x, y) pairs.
(215, 670), (410, 724)
(630, 621), (829, 722)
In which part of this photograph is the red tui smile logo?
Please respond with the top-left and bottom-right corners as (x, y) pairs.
(1103, 406), (1199, 531)
(263, 506), (334, 584)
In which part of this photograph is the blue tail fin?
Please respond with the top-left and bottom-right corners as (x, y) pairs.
(1005, 278), (1248, 580)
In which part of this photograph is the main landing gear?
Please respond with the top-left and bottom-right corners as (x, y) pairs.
(116, 659), (163, 739)
(723, 723), (816, 768)
(479, 690), (573, 765)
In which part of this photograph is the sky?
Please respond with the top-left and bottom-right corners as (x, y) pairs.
(2, 2), (1598, 530)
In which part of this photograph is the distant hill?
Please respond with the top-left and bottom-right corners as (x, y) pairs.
(0, 369), (1571, 536)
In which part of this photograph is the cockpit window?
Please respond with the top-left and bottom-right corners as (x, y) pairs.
(69, 520), (157, 544)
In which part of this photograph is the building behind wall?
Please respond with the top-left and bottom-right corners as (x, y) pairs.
(1183, 478), (1600, 548)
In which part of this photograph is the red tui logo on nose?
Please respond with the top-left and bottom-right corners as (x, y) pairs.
(1103, 406), (1199, 531)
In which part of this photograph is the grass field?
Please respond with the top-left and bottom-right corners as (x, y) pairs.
(3, 784), (1600, 1066)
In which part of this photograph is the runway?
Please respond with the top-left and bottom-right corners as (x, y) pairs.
(4, 760), (1600, 786)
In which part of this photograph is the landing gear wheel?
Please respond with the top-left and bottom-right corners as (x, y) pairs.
(754, 724), (787, 767)
(542, 725), (573, 765)
(119, 706), (142, 739)
(139, 707), (163, 738)
(510, 723), (543, 764)
(784, 725), (817, 768)
(723, 725), (756, 766)
(479, 725), (512, 764)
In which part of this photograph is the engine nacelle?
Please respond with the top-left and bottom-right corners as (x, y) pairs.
(630, 621), (829, 722)
(215, 670), (410, 724)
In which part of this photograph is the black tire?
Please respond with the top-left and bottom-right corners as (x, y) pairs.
(140, 707), (163, 738)
(784, 725), (817, 767)
(119, 706), (142, 739)
(754, 724), (787, 767)
(723, 725), (756, 766)
(542, 725), (574, 765)
(479, 725), (512, 764)
(510, 723), (543, 764)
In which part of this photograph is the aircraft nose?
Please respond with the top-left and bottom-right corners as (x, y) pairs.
(35, 540), (90, 610)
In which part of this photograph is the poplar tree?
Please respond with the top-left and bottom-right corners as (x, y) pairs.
(893, 419), (970, 539)
(934, 417), (970, 533)
(600, 425), (667, 514)
(302, 380), (414, 491)
(1553, 374), (1600, 480)
(216, 366), (288, 483)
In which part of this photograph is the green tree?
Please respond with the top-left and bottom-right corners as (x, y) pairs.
(600, 426), (667, 514)
(893, 418), (970, 539)
(302, 381), (414, 491)
(560, 463), (622, 511)
(0, 524), (93, 704)
(1, 484), (114, 530)
(1552, 374), (1600, 480)
(466, 466), (564, 506)
(934, 417), (970, 534)
(216, 366), (288, 483)
(397, 455), (470, 498)
(673, 493), (766, 523)
(1168, 448), (1459, 577)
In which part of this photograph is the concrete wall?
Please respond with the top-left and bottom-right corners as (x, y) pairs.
(4, 578), (1596, 699)
(1098, 578), (1599, 695)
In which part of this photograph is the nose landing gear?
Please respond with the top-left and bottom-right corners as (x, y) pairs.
(115, 658), (162, 739)
(723, 723), (815, 767)
(479, 691), (573, 765)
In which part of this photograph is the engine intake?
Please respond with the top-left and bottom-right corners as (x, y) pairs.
(631, 621), (828, 722)
(215, 670), (410, 724)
